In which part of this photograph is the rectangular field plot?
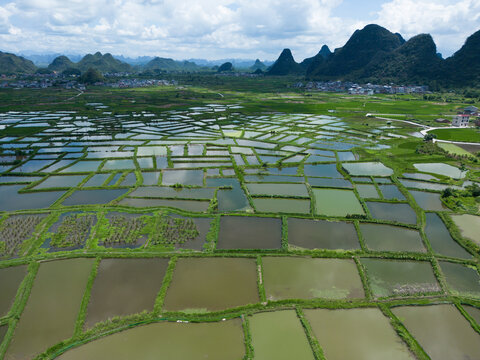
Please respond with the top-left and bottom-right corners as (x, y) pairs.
(342, 162), (393, 176)
(44, 212), (97, 250)
(148, 215), (208, 250)
(288, 218), (360, 250)
(217, 216), (282, 249)
(33, 175), (87, 189)
(246, 183), (309, 197)
(303, 164), (341, 178)
(250, 311), (314, 360)
(409, 190), (448, 211)
(129, 186), (215, 200)
(359, 223), (425, 252)
(361, 258), (441, 298)
(0, 214), (47, 257)
(393, 305), (480, 360)
(56, 319), (245, 360)
(252, 198), (311, 214)
(118, 198), (211, 212)
(141, 172), (160, 186)
(163, 258), (259, 311)
(378, 184), (405, 200)
(438, 261), (480, 298)
(0, 265), (27, 317)
(313, 189), (364, 217)
(307, 177), (352, 188)
(85, 258), (169, 328)
(82, 173), (111, 187)
(101, 159), (136, 171)
(97, 212), (149, 248)
(162, 169), (204, 186)
(424, 213), (471, 259)
(262, 257), (364, 300)
(356, 184), (380, 199)
(61, 189), (128, 206)
(451, 214), (480, 246)
(170, 216), (211, 250)
(5, 259), (94, 360)
(60, 161), (102, 173)
(413, 163), (466, 179)
(305, 308), (414, 360)
(0, 185), (66, 211)
(366, 202), (417, 224)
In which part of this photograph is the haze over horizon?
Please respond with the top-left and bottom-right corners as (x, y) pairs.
(0, 0), (479, 61)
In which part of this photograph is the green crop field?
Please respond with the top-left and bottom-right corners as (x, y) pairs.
(430, 128), (480, 143)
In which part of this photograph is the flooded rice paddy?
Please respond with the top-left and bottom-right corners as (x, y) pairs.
(288, 218), (359, 249)
(392, 305), (480, 360)
(366, 202), (417, 224)
(217, 216), (282, 249)
(438, 261), (480, 298)
(163, 257), (259, 311)
(451, 214), (480, 246)
(305, 308), (414, 360)
(0, 265), (27, 317)
(5, 259), (94, 360)
(313, 189), (364, 217)
(85, 258), (169, 328)
(424, 213), (472, 259)
(361, 258), (441, 297)
(359, 223), (425, 252)
(0, 106), (478, 359)
(57, 319), (245, 360)
(250, 311), (315, 360)
(262, 257), (364, 300)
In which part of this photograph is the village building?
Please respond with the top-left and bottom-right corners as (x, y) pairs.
(452, 114), (470, 127)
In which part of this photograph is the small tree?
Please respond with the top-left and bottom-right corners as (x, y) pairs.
(441, 187), (454, 198)
(423, 133), (437, 142)
(79, 68), (104, 84)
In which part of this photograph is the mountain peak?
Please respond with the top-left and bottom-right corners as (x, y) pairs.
(308, 23), (404, 78)
(0, 51), (36, 74)
(48, 55), (74, 72)
(250, 59), (266, 71)
(319, 45), (332, 59)
(267, 49), (302, 75)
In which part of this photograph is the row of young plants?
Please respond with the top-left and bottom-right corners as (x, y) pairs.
(1, 201), (478, 271)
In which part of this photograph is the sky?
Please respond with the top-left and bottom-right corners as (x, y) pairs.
(0, 0), (479, 61)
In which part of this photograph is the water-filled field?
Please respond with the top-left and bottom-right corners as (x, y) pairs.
(0, 99), (478, 360)
(5, 259), (94, 359)
(392, 305), (480, 360)
(163, 257), (259, 311)
(57, 320), (246, 360)
(250, 311), (315, 360)
(306, 308), (414, 360)
(85, 258), (169, 328)
(262, 257), (364, 300)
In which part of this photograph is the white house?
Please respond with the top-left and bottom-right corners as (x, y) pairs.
(452, 114), (470, 127)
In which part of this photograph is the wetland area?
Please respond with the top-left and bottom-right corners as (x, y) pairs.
(0, 80), (479, 359)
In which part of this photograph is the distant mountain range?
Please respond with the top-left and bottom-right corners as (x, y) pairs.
(47, 52), (132, 73)
(1, 24), (479, 87)
(0, 51), (36, 75)
(266, 24), (480, 87)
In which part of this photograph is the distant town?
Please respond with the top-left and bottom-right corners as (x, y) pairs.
(0, 72), (177, 91)
(293, 81), (429, 95)
(1, 72), (430, 97)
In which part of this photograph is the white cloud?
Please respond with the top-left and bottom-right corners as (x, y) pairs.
(375, 0), (480, 55)
(0, 0), (477, 60)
